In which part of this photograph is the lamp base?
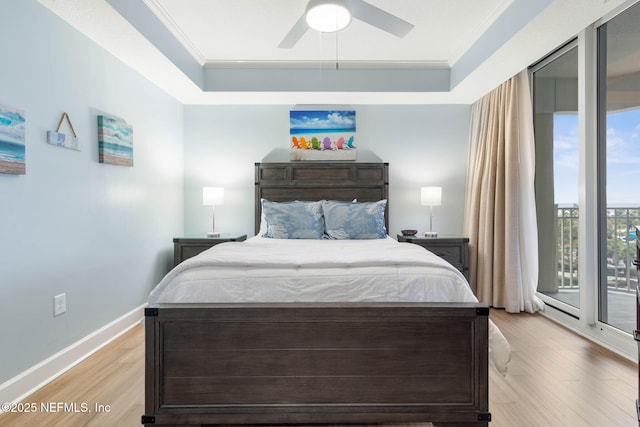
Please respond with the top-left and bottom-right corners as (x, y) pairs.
(424, 231), (438, 238)
(207, 231), (221, 237)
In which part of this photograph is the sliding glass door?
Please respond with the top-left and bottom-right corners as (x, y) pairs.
(532, 42), (580, 316)
(531, 0), (640, 357)
(597, 2), (640, 333)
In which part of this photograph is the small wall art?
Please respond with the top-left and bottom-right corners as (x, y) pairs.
(0, 103), (26, 175)
(47, 112), (79, 151)
(97, 114), (133, 167)
(289, 110), (356, 161)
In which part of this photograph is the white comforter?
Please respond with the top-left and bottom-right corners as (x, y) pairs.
(148, 236), (511, 374)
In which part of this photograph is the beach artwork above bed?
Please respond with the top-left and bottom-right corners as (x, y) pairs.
(289, 110), (356, 161)
(97, 114), (133, 167)
(0, 104), (26, 175)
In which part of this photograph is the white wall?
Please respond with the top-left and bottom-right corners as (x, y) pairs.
(183, 105), (470, 238)
(0, 0), (184, 383)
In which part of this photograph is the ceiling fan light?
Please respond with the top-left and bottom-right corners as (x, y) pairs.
(305, 0), (351, 33)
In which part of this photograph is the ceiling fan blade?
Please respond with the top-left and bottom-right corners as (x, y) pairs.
(344, 0), (414, 38)
(278, 14), (309, 48)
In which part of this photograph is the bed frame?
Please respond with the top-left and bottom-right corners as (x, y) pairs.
(143, 162), (491, 426)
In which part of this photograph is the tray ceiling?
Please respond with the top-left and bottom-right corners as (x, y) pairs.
(38, 0), (630, 104)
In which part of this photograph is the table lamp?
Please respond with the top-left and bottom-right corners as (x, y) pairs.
(421, 186), (441, 238)
(202, 187), (224, 237)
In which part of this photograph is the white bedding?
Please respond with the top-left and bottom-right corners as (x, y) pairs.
(148, 236), (511, 374)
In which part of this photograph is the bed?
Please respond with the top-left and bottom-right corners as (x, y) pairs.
(142, 161), (508, 426)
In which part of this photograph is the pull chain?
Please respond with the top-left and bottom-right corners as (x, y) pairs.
(335, 31), (339, 70)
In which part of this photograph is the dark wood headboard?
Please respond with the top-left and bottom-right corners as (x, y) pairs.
(254, 162), (389, 235)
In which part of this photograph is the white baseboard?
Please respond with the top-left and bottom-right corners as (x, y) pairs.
(539, 304), (636, 362)
(0, 303), (145, 411)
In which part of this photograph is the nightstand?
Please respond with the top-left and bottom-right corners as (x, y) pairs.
(173, 234), (247, 266)
(397, 235), (469, 280)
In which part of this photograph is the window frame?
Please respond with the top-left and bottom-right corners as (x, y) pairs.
(527, 0), (640, 360)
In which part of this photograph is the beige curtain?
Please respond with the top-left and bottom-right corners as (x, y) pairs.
(464, 70), (544, 313)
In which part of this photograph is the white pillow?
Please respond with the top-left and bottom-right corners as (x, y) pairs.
(258, 198), (267, 236)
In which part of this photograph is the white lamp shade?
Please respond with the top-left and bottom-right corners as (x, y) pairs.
(202, 187), (224, 206)
(306, 0), (351, 32)
(421, 187), (442, 206)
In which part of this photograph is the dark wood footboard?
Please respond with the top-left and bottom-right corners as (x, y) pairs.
(142, 303), (490, 426)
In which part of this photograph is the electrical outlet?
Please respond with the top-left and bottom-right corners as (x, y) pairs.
(54, 293), (66, 316)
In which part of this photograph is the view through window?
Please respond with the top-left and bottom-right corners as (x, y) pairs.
(533, 44), (580, 314)
(597, 2), (640, 333)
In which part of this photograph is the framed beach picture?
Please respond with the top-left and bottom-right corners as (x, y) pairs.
(289, 110), (356, 161)
(97, 115), (133, 167)
(0, 104), (26, 175)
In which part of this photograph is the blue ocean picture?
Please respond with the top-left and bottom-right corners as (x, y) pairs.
(289, 110), (356, 150)
(97, 115), (133, 167)
(0, 104), (26, 175)
(289, 111), (356, 160)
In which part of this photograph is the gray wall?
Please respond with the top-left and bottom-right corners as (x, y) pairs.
(183, 105), (471, 238)
(0, 0), (472, 388)
(0, 1), (184, 383)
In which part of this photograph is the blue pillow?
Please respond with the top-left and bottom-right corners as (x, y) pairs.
(262, 200), (324, 239)
(322, 200), (387, 239)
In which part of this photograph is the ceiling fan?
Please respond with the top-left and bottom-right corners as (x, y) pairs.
(278, 0), (414, 48)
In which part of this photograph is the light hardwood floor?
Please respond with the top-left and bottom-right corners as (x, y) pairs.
(0, 309), (637, 427)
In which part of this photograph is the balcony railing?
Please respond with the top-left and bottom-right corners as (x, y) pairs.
(556, 205), (639, 292)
